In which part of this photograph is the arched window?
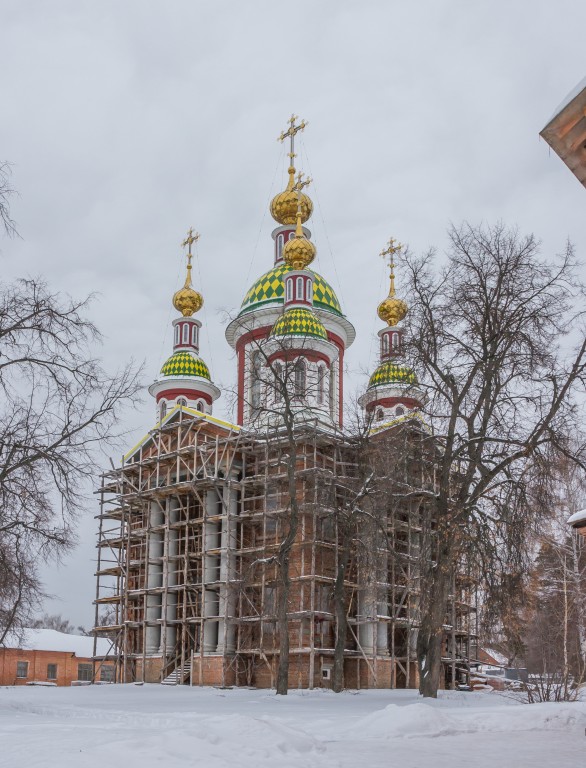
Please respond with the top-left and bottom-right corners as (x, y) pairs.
(251, 351), (262, 410)
(317, 364), (326, 405)
(160, 401), (167, 420)
(191, 325), (198, 347)
(177, 397), (187, 407)
(286, 278), (293, 303)
(329, 363), (336, 418)
(296, 276), (304, 300)
(396, 406), (405, 416)
(197, 399), (205, 412)
(376, 408), (384, 421)
(307, 279), (313, 302)
(274, 361), (283, 402)
(277, 233), (284, 260)
(392, 332), (399, 349)
(174, 326), (180, 346)
(294, 358), (306, 397)
(182, 324), (189, 344)
(382, 334), (389, 355)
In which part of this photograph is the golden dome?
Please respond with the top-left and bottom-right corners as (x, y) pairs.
(283, 207), (316, 270)
(270, 167), (313, 225)
(173, 257), (203, 317)
(378, 295), (407, 327)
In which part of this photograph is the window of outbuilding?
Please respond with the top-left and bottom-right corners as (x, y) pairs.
(100, 666), (114, 682)
(47, 663), (57, 680)
(77, 663), (93, 682)
(16, 661), (28, 678)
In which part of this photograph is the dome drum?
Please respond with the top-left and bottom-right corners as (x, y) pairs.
(173, 317), (201, 353)
(149, 376), (221, 411)
(379, 327), (403, 360)
(283, 270), (314, 309)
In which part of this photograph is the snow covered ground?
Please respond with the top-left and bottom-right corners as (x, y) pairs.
(0, 684), (584, 768)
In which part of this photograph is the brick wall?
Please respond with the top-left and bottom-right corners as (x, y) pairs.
(0, 648), (114, 687)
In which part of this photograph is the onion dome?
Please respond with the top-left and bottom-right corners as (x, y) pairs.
(270, 307), (327, 340)
(368, 361), (417, 389)
(160, 350), (211, 380)
(239, 263), (342, 316)
(378, 294), (407, 327)
(271, 167), (313, 225)
(173, 264), (203, 317)
(282, 205), (317, 271)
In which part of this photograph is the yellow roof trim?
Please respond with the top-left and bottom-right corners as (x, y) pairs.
(123, 405), (240, 461)
(369, 410), (429, 436)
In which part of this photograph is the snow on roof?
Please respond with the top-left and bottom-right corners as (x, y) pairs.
(1, 628), (112, 658)
(483, 648), (508, 666)
(567, 508), (586, 526)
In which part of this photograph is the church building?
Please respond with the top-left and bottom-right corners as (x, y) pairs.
(94, 118), (476, 689)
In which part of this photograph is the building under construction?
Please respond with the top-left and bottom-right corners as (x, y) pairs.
(94, 116), (477, 689)
(94, 409), (478, 689)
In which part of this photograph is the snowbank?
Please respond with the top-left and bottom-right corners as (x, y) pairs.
(352, 700), (586, 740)
(0, 686), (584, 768)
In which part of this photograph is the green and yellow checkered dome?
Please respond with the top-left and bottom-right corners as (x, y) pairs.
(368, 361), (417, 389)
(240, 264), (342, 317)
(270, 307), (328, 340)
(160, 351), (211, 380)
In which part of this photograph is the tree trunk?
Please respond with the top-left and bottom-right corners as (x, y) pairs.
(275, 415), (299, 696)
(417, 534), (454, 698)
(571, 533), (586, 674)
(276, 551), (291, 695)
(332, 538), (350, 693)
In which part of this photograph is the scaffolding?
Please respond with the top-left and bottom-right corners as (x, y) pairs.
(93, 409), (477, 689)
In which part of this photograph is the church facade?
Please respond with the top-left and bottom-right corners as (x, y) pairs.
(94, 118), (477, 689)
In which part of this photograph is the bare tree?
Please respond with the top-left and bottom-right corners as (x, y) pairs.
(0, 162), (17, 240)
(400, 222), (586, 697)
(0, 278), (142, 643)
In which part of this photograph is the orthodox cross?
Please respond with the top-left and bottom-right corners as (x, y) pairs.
(294, 171), (312, 192)
(181, 227), (200, 268)
(277, 114), (308, 167)
(380, 238), (403, 296)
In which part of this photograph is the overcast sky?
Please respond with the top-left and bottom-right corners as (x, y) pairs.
(2, 0), (585, 628)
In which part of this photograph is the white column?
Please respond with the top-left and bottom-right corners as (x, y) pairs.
(216, 480), (238, 654)
(358, 587), (376, 657)
(145, 501), (164, 654)
(377, 550), (389, 655)
(160, 498), (179, 654)
(203, 490), (220, 653)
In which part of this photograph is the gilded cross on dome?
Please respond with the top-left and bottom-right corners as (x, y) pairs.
(378, 238), (407, 327)
(173, 228), (203, 317)
(380, 238), (403, 298)
(181, 227), (200, 266)
(294, 171), (312, 193)
(278, 114), (308, 167)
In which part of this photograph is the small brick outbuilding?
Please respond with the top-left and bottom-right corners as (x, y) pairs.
(0, 628), (114, 687)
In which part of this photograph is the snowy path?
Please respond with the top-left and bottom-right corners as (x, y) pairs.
(0, 685), (584, 767)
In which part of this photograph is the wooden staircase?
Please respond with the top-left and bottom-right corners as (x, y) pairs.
(161, 661), (191, 686)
